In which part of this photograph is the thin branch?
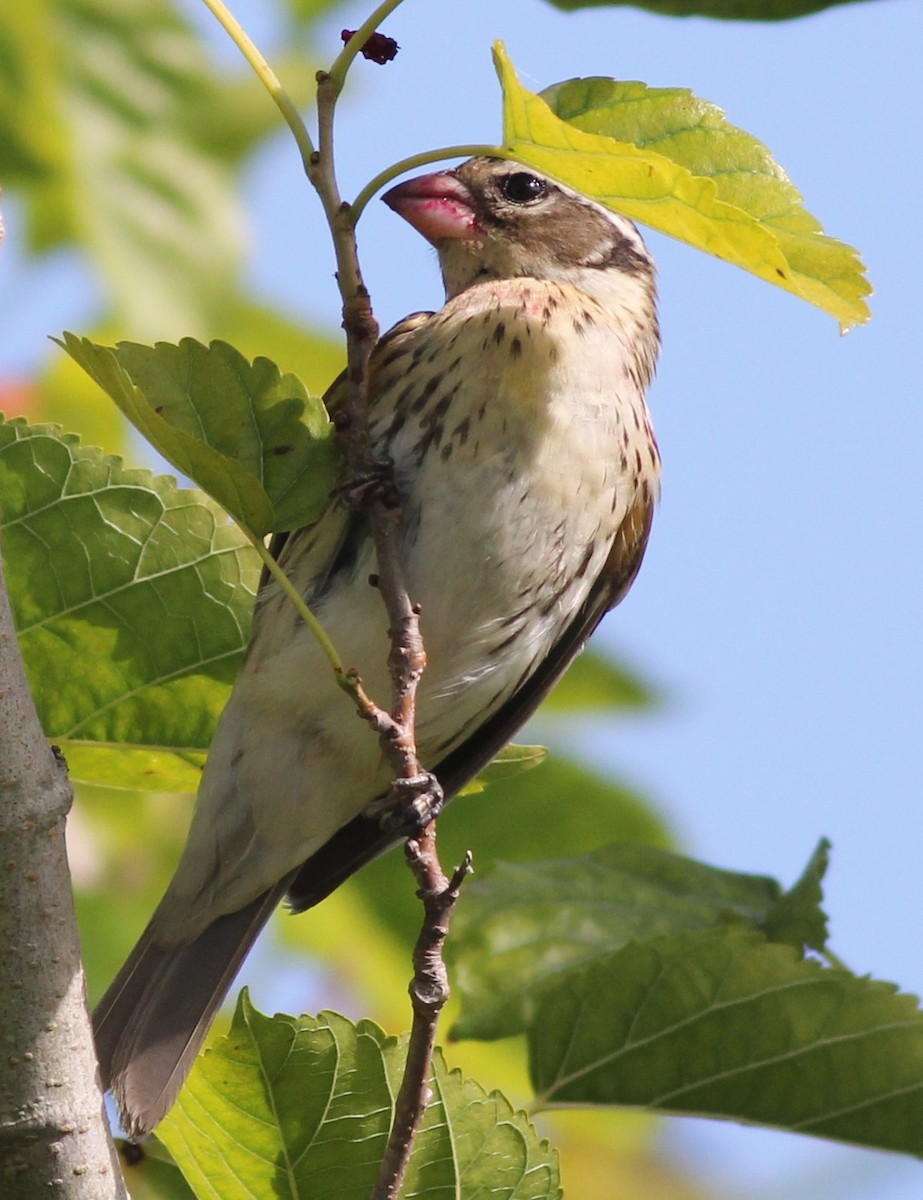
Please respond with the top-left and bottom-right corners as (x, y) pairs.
(309, 63), (441, 818)
(202, 0), (438, 808)
(205, 6), (462, 1189)
(309, 27), (462, 1197)
(371, 838), (473, 1200)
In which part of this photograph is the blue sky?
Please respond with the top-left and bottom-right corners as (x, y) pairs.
(2, 0), (921, 1195)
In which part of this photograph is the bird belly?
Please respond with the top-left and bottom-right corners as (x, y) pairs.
(384, 278), (658, 760)
(159, 279), (658, 934)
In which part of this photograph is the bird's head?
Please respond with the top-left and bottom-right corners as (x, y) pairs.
(383, 157), (656, 327)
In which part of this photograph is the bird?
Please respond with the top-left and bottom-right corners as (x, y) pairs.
(93, 155), (662, 1138)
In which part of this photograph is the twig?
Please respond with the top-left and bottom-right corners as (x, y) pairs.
(205, 3), (464, 1188)
(310, 57), (441, 823)
(197, 0), (315, 170)
(309, 29), (461, 1198)
(371, 837), (473, 1200)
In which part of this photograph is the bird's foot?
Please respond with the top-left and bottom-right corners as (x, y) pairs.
(366, 772), (445, 835)
(333, 456), (398, 509)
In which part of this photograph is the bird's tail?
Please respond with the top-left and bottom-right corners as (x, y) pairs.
(92, 881), (289, 1140)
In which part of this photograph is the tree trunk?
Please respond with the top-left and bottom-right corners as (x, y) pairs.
(0, 550), (126, 1199)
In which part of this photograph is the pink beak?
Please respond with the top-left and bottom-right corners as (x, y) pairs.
(383, 170), (481, 243)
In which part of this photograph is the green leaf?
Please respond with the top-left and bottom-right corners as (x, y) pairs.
(461, 743), (548, 794)
(349, 756), (673, 950)
(10, 0), (249, 340)
(494, 44), (870, 331)
(529, 927), (923, 1159)
(0, 4), (63, 183)
(36, 306), (347, 458)
(217, 302), (346, 400)
(450, 842), (828, 1040)
(58, 334), (341, 535)
(35, 327), (138, 458)
(0, 415), (257, 776)
(158, 994), (561, 1200)
(761, 836), (830, 952)
(544, 0), (872, 20)
(544, 649), (654, 711)
(62, 744), (205, 793)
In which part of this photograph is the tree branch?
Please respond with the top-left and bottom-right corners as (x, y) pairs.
(310, 62), (442, 820)
(0, 550), (126, 1199)
(371, 838), (473, 1200)
(308, 37), (465, 1199)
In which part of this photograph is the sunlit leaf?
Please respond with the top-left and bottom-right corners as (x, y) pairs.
(36, 331), (136, 457)
(62, 744), (204, 793)
(0, 415), (256, 772)
(494, 44), (870, 330)
(0, 3), (62, 182)
(545, 649), (654, 711)
(159, 995), (561, 1200)
(462, 743), (548, 794)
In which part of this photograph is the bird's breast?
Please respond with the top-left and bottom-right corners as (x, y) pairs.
(165, 277), (660, 920)
(368, 277), (660, 756)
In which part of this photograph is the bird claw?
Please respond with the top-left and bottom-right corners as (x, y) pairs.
(333, 457), (398, 509)
(366, 772), (445, 835)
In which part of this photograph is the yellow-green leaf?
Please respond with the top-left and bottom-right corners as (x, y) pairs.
(61, 743), (205, 793)
(460, 743), (548, 795)
(494, 43), (870, 330)
(159, 997), (561, 1200)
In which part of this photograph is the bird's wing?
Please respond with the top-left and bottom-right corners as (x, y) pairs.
(258, 311), (434, 591)
(286, 488), (655, 911)
(93, 314), (442, 1135)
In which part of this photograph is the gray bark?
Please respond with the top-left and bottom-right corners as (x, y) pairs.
(0, 548), (127, 1199)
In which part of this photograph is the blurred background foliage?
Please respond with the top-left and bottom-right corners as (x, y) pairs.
(0, 0), (874, 1196)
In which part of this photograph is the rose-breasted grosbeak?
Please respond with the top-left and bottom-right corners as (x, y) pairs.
(94, 157), (661, 1137)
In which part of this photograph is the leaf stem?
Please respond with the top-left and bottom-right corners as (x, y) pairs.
(245, 533), (344, 674)
(246, 530), (391, 719)
(350, 144), (502, 223)
(198, 0), (316, 170)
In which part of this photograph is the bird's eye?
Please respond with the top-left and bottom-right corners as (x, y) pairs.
(499, 172), (548, 205)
